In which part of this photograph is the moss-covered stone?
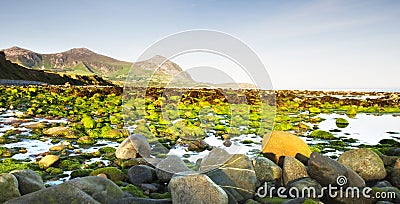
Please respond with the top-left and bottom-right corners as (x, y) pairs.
(70, 169), (93, 179)
(309, 130), (335, 140)
(120, 184), (148, 198)
(89, 167), (126, 183)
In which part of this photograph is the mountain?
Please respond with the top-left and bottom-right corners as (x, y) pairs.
(3, 47), (193, 82)
(0, 51), (113, 86)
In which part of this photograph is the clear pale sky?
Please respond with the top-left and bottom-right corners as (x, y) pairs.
(1, 0), (399, 89)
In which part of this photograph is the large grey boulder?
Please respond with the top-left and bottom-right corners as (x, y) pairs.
(201, 149), (257, 202)
(5, 176), (124, 204)
(339, 148), (386, 181)
(308, 152), (348, 187)
(169, 173), (228, 204)
(11, 169), (45, 195)
(0, 173), (21, 203)
(155, 155), (190, 182)
(115, 134), (151, 159)
(282, 156), (309, 186)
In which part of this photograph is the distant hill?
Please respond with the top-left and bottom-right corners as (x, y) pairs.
(3, 47), (193, 82)
(0, 51), (113, 86)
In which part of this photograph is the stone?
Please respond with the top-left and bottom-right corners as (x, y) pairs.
(140, 183), (158, 192)
(0, 173), (21, 203)
(346, 167), (366, 188)
(38, 155), (59, 169)
(374, 181), (393, 188)
(387, 148), (400, 156)
(5, 176), (124, 204)
(308, 152), (348, 187)
(43, 126), (77, 138)
(390, 168), (400, 188)
(394, 158), (400, 169)
(115, 134), (151, 159)
(10, 169), (45, 195)
(339, 148), (387, 181)
(262, 131), (312, 163)
(282, 156), (309, 186)
(199, 147), (231, 172)
(155, 155), (190, 182)
(169, 173), (228, 204)
(49, 144), (65, 151)
(203, 153), (257, 202)
(128, 165), (156, 185)
(286, 177), (322, 198)
(253, 157), (282, 183)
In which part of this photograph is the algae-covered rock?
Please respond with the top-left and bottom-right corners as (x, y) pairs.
(309, 130), (335, 140)
(335, 118), (349, 128)
(89, 167), (126, 183)
(253, 157), (282, 183)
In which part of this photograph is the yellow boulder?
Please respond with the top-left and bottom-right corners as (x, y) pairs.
(262, 131), (311, 163)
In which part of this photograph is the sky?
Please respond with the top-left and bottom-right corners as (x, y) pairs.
(1, 0), (399, 90)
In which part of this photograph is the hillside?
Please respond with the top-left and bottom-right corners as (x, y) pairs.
(3, 47), (193, 82)
(0, 51), (113, 86)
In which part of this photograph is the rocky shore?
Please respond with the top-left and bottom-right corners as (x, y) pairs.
(1, 132), (399, 204)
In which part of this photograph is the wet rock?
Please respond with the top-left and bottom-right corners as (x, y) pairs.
(282, 156), (309, 186)
(339, 148), (386, 181)
(10, 169), (45, 195)
(43, 126), (77, 138)
(187, 139), (209, 152)
(169, 173), (228, 204)
(372, 187), (400, 203)
(308, 152), (348, 187)
(77, 136), (95, 145)
(203, 153), (257, 202)
(128, 165), (156, 185)
(115, 134), (151, 159)
(380, 154), (398, 167)
(38, 155), (59, 169)
(286, 177), (322, 198)
(89, 167), (126, 183)
(0, 173), (21, 203)
(262, 131), (312, 163)
(5, 176), (124, 204)
(387, 148), (400, 156)
(253, 157), (282, 183)
(155, 155), (190, 182)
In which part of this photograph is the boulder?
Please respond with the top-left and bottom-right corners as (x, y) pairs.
(346, 167), (366, 188)
(202, 153), (257, 202)
(5, 176), (124, 204)
(169, 173), (228, 204)
(253, 157), (282, 183)
(115, 134), (151, 159)
(308, 152), (348, 187)
(0, 173), (21, 203)
(262, 131), (312, 163)
(282, 156), (309, 186)
(338, 148), (386, 181)
(199, 147), (232, 172)
(128, 165), (156, 185)
(10, 169), (45, 195)
(155, 155), (190, 182)
(38, 155), (59, 169)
